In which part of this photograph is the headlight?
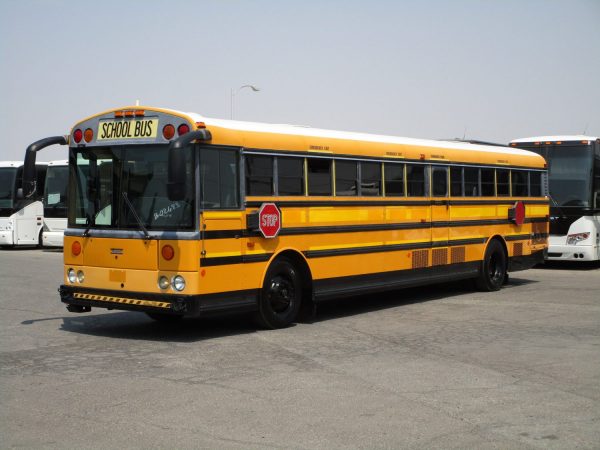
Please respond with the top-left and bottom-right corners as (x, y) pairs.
(6, 220), (13, 231)
(172, 275), (186, 292)
(67, 268), (77, 283)
(77, 271), (85, 283)
(566, 232), (590, 245)
(158, 276), (170, 290)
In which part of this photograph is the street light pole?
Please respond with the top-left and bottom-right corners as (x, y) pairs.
(230, 84), (260, 119)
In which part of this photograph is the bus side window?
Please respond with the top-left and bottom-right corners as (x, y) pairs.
(432, 166), (448, 197)
(277, 156), (304, 196)
(481, 169), (495, 196)
(201, 149), (239, 209)
(406, 164), (427, 197)
(360, 162), (381, 196)
(450, 167), (463, 196)
(497, 169), (510, 196)
(307, 158), (332, 196)
(512, 170), (528, 197)
(529, 171), (542, 197)
(245, 155), (273, 196)
(384, 163), (405, 197)
(464, 167), (479, 196)
(335, 160), (357, 196)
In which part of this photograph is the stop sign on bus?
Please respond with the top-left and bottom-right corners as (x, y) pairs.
(258, 203), (281, 238)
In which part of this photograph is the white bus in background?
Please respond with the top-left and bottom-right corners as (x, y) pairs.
(510, 136), (600, 261)
(0, 161), (47, 247)
(42, 160), (69, 247)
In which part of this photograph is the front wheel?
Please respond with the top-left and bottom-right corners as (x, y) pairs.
(256, 258), (302, 329)
(476, 239), (507, 292)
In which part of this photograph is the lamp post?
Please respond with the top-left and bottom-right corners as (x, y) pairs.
(230, 84), (260, 119)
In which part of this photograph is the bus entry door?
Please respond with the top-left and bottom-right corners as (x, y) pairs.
(200, 211), (243, 292)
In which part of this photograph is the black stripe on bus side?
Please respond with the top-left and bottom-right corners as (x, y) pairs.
(245, 199), (549, 208)
(313, 261), (481, 301)
(200, 253), (274, 267)
(302, 237), (487, 259)
(202, 217), (549, 239)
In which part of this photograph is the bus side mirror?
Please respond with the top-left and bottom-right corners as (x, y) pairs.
(167, 147), (186, 201)
(16, 188), (24, 200)
(23, 136), (68, 197)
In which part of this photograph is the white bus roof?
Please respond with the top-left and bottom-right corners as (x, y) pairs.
(0, 161), (24, 168)
(511, 135), (599, 143)
(183, 112), (536, 158)
(47, 160), (69, 166)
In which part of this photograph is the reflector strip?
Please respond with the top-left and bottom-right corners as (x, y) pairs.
(73, 293), (170, 309)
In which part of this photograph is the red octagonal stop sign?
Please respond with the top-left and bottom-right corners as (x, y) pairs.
(258, 203), (281, 238)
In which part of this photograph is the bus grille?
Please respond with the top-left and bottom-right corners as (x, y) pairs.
(513, 243), (523, 257)
(451, 247), (466, 264)
(412, 250), (429, 269)
(432, 248), (448, 266)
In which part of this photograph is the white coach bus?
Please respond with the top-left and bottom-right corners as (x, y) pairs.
(510, 136), (600, 261)
(0, 161), (47, 247)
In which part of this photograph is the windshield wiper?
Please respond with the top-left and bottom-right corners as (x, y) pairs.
(82, 212), (93, 237)
(122, 192), (151, 240)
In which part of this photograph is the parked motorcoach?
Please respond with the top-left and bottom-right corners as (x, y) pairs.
(511, 136), (599, 261)
(0, 161), (47, 247)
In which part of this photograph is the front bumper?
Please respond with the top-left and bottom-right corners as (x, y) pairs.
(59, 285), (258, 318)
(42, 231), (64, 247)
(547, 244), (599, 261)
(0, 231), (14, 246)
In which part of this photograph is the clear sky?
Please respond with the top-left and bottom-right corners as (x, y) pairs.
(1, 0), (599, 161)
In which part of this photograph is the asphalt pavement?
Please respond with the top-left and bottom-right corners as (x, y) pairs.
(1, 248), (599, 449)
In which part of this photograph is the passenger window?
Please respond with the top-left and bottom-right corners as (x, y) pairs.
(450, 167), (463, 196)
(201, 149), (239, 209)
(360, 162), (381, 196)
(277, 157), (304, 196)
(464, 167), (479, 196)
(432, 167), (448, 197)
(335, 160), (357, 196)
(307, 158), (332, 196)
(530, 171), (542, 197)
(511, 170), (528, 197)
(406, 164), (427, 196)
(481, 169), (495, 196)
(245, 155), (273, 196)
(384, 163), (404, 196)
(497, 169), (510, 196)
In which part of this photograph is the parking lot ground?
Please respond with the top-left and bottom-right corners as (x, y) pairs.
(1, 248), (599, 449)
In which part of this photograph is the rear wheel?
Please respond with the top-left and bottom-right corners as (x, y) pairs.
(476, 239), (507, 291)
(256, 258), (302, 329)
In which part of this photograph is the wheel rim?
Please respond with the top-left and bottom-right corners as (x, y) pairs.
(266, 275), (295, 314)
(488, 251), (504, 284)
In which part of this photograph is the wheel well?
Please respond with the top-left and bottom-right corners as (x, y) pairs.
(272, 250), (314, 305)
(488, 235), (508, 259)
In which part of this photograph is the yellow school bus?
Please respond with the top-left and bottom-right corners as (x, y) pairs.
(22, 106), (548, 328)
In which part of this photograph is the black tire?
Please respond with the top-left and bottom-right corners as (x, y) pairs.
(476, 239), (507, 292)
(146, 312), (183, 323)
(38, 229), (44, 249)
(256, 258), (302, 329)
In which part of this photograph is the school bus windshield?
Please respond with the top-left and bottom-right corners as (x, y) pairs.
(68, 145), (195, 230)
